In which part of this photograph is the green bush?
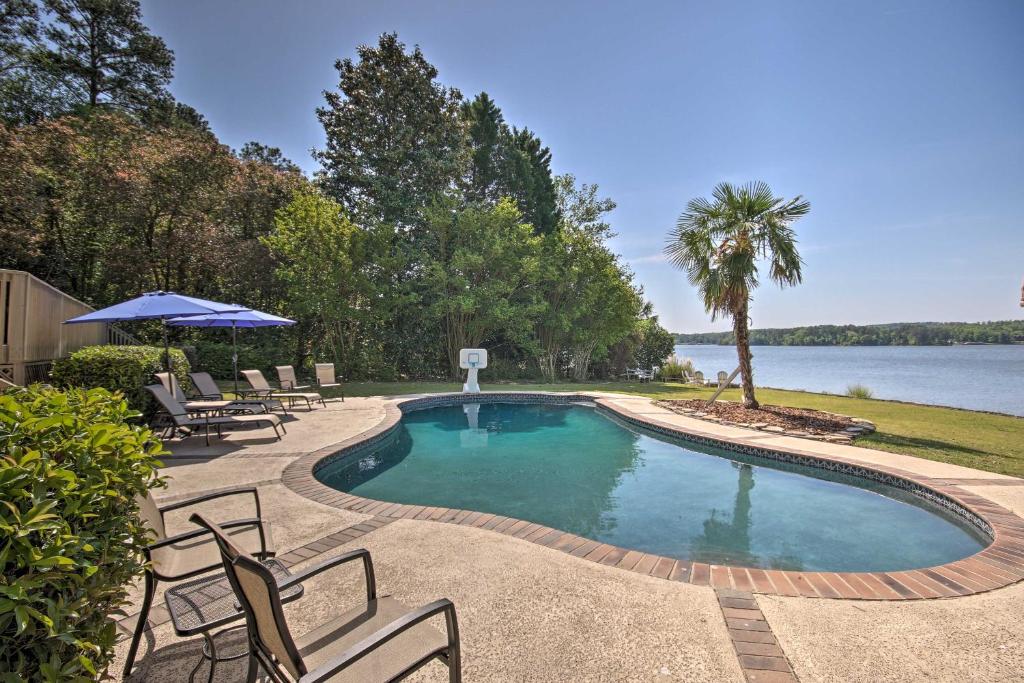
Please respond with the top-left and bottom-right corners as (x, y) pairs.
(193, 340), (278, 380)
(0, 385), (165, 680)
(846, 384), (874, 399)
(50, 345), (190, 416)
(660, 355), (695, 380)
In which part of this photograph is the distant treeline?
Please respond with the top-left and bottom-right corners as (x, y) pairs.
(674, 321), (1024, 346)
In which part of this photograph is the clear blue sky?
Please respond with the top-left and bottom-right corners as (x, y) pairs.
(142, 0), (1023, 333)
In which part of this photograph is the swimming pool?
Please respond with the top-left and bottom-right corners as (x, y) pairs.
(315, 401), (988, 572)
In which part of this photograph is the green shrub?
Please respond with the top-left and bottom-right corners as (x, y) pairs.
(0, 385), (165, 680)
(846, 384), (874, 399)
(660, 355), (695, 380)
(51, 345), (190, 416)
(193, 340), (278, 380)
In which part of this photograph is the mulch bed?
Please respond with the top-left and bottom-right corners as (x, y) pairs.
(655, 399), (875, 442)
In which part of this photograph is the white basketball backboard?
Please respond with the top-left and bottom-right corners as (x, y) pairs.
(459, 348), (488, 369)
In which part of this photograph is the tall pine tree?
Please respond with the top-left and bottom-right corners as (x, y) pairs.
(460, 91), (503, 203)
(40, 0), (174, 111)
(461, 92), (560, 234)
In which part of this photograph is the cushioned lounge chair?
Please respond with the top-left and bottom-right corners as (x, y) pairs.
(191, 513), (462, 683)
(315, 363), (344, 401)
(155, 372), (267, 415)
(189, 371), (285, 414)
(240, 369), (324, 410)
(122, 487), (274, 678)
(147, 384), (285, 446)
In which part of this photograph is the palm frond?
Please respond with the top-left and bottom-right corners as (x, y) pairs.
(666, 181), (810, 313)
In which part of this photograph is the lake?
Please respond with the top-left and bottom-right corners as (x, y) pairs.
(673, 344), (1024, 416)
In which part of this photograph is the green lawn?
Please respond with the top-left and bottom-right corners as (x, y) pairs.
(312, 380), (1024, 478)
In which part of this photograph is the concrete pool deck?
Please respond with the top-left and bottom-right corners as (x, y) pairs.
(113, 393), (1024, 682)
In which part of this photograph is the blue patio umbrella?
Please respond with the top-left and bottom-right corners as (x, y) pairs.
(167, 309), (296, 394)
(64, 291), (248, 372)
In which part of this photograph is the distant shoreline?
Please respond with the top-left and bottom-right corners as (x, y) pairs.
(675, 341), (1024, 347)
(673, 320), (1024, 347)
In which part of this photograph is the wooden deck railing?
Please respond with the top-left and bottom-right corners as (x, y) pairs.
(0, 270), (108, 385)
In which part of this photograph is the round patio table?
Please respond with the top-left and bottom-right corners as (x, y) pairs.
(164, 558), (302, 683)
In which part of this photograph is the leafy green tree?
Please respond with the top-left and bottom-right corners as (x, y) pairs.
(422, 198), (544, 379)
(535, 175), (641, 380)
(239, 141), (300, 173)
(138, 96), (211, 132)
(40, 0), (174, 111)
(665, 181), (809, 408)
(634, 317), (675, 369)
(315, 32), (463, 227)
(261, 188), (363, 374)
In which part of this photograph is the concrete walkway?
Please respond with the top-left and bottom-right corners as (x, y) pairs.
(113, 393), (1024, 682)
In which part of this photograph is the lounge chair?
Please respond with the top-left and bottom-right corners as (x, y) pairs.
(276, 365), (310, 391)
(146, 384), (285, 446)
(189, 371), (286, 414)
(122, 487), (274, 678)
(155, 372), (267, 415)
(190, 512), (462, 683)
(240, 369), (324, 410)
(693, 370), (705, 385)
(315, 362), (344, 401)
(714, 370), (729, 387)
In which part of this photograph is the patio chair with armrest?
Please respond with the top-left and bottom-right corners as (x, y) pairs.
(123, 487), (275, 678)
(276, 365), (311, 391)
(190, 512), (462, 683)
(240, 369), (325, 410)
(189, 371), (286, 414)
(155, 372), (268, 416)
(147, 384), (285, 446)
(314, 363), (344, 401)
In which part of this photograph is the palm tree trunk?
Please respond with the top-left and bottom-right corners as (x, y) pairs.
(733, 300), (758, 409)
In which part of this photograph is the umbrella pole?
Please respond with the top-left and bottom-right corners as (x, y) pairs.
(232, 323), (239, 396)
(163, 319), (172, 374)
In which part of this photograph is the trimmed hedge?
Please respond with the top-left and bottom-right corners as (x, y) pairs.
(0, 385), (165, 680)
(51, 345), (190, 415)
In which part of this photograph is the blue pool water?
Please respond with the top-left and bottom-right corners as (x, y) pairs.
(316, 402), (988, 572)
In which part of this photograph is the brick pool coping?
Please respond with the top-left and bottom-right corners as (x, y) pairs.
(280, 392), (1024, 601)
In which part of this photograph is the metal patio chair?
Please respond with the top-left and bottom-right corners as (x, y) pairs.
(188, 371), (286, 414)
(146, 384), (285, 446)
(155, 372), (268, 415)
(240, 369), (325, 410)
(190, 513), (462, 683)
(314, 363), (344, 401)
(123, 487), (275, 678)
(276, 365), (311, 391)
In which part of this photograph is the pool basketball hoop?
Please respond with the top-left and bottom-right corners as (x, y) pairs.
(459, 348), (487, 393)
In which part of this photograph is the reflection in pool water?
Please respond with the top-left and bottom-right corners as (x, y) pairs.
(316, 402), (987, 572)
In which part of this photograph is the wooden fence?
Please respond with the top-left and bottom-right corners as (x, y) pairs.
(0, 269), (107, 385)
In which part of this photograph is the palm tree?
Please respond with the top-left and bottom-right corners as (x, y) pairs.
(665, 182), (809, 409)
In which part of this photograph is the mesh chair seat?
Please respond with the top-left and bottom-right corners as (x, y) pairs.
(165, 558), (300, 636)
(151, 522), (274, 579)
(296, 596), (449, 682)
